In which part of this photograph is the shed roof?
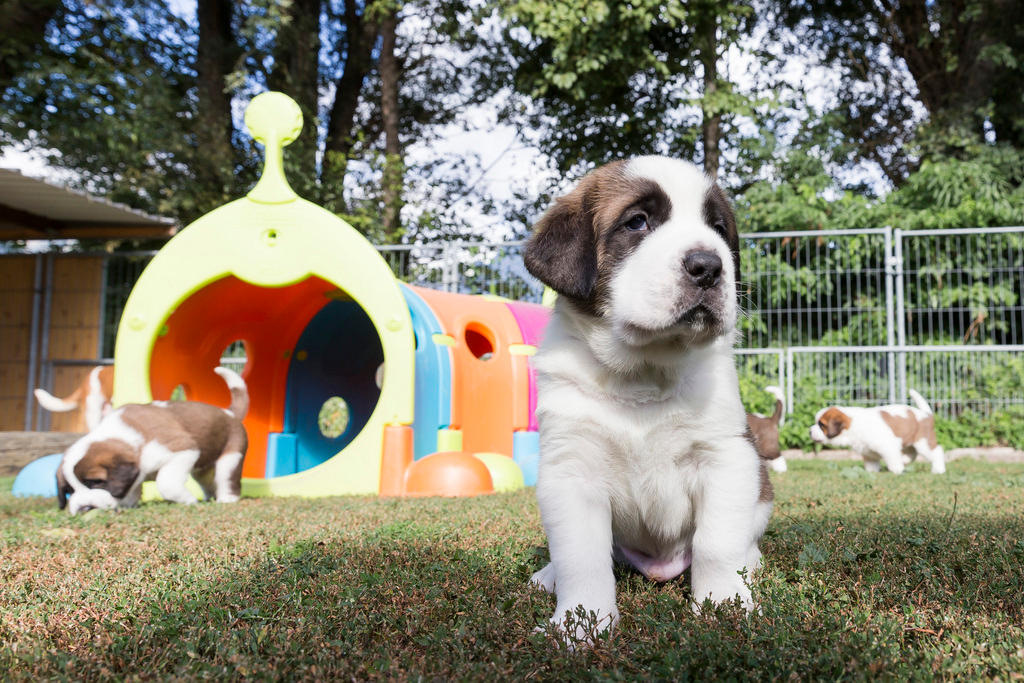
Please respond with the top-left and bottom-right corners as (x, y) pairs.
(0, 168), (177, 240)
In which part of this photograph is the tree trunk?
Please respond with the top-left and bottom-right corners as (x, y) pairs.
(195, 0), (236, 201)
(699, 9), (720, 179)
(379, 10), (403, 240)
(322, 0), (379, 208)
(268, 0), (322, 184)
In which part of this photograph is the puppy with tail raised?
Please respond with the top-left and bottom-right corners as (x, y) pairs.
(56, 367), (249, 514)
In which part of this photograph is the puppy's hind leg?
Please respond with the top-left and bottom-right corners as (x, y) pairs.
(921, 441), (946, 474)
(213, 450), (244, 503)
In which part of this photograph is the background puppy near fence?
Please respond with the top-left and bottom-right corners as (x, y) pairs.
(809, 389), (946, 474)
(524, 156), (771, 642)
(746, 385), (787, 473)
(56, 367), (249, 514)
(34, 365), (114, 432)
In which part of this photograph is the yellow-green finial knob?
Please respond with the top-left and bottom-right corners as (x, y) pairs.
(245, 91), (302, 204)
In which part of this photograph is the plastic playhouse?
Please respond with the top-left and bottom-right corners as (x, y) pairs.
(108, 92), (549, 498)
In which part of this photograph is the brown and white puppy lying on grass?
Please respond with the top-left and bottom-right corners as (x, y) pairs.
(56, 367), (249, 514)
(747, 385), (787, 473)
(524, 157), (771, 643)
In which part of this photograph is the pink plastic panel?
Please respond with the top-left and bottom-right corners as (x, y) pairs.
(504, 301), (551, 432)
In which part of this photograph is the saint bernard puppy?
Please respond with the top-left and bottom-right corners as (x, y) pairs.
(35, 364), (114, 431)
(524, 156), (771, 642)
(809, 389), (946, 474)
(56, 367), (250, 514)
(747, 385), (788, 473)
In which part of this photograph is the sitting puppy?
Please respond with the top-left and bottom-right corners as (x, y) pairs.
(746, 385), (787, 472)
(809, 389), (945, 474)
(56, 367), (249, 514)
(524, 157), (771, 641)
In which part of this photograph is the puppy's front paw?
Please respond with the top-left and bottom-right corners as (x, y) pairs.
(530, 562), (556, 593)
(216, 494), (240, 503)
(541, 603), (619, 649)
(691, 582), (754, 615)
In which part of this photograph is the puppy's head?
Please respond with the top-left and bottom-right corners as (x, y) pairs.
(809, 407), (852, 445)
(58, 440), (140, 514)
(524, 157), (739, 349)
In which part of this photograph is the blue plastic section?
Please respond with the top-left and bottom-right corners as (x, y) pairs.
(265, 432), (298, 478)
(400, 284), (452, 459)
(513, 430), (540, 487)
(267, 298), (384, 478)
(12, 453), (63, 497)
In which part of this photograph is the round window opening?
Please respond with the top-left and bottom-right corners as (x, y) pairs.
(318, 396), (351, 439)
(465, 326), (494, 361)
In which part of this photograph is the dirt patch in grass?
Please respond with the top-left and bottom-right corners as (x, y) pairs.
(2, 459), (1024, 679)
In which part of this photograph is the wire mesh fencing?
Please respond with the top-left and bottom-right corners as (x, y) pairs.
(6, 225), (1023, 447)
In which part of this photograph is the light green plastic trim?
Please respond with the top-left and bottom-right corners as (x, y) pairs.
(112, 92), (415, 497)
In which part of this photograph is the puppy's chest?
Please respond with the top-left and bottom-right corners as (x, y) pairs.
(608, 414), (710, 544)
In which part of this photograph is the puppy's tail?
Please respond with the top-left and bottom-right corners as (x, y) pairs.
(908, 389), (932, 414)
(34, 386), (83, 413)
(214, 367), (249, 420)
(765, 385), (785, 427)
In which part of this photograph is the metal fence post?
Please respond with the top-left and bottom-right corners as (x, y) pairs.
(785, 348), (795, 413)
(883, 226), (897, 404)
(893, 228), (907, 402)
(36, 253), (55, 431)
(24, 254), (44, 431)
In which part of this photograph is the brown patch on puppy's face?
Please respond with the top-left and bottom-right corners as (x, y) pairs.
(524, 160), (673, 315)
(74, 440), (140, 500)
(818, 407), (852, 439)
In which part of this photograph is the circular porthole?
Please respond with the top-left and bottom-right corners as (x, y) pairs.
(464, 325), (495, 361)
(318, 396), (351, 438)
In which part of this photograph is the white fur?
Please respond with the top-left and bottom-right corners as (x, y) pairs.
(530, 158), (765, 643)
(214, 451), (243, 502)
(33, 388), (78, 412)
(809, 393), (946, 474)
(214, 366), (245, 390)
(83, 366), (109, 430)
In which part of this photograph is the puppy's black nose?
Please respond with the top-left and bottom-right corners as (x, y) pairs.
(683, 250), (722, 289)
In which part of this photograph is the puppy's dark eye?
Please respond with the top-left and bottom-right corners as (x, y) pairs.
(713, 221), (727, 235)
(81, 478), (104, 489)
(624, 214), (648, 231)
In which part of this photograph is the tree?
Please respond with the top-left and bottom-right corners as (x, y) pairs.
(0, 0), (502, 243)
(500, 0), (760, 180)
(775, 0), (1024, 184)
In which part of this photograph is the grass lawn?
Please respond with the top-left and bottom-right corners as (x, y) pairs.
(2, 459), (1023, 680)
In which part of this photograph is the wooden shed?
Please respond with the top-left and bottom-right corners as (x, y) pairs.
(0, 168), (176, 432)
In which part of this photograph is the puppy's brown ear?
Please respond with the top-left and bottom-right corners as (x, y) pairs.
(524, 193), (597, 301)
(55, 461), (71, 510)
(105, 454), (140, 499)
(825, 415), (847, 439)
